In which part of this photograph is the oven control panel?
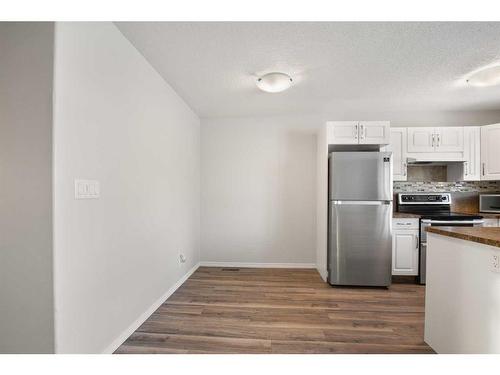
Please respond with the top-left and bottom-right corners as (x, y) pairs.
(398, 193), (451, 205)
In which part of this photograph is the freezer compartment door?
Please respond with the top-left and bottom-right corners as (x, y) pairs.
(328, 201), (392, 286)
(328, 152), (393, 201)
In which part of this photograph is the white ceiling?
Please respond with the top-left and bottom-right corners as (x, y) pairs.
(116, 22), (500, 118)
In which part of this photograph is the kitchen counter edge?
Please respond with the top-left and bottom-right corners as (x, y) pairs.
(393, 212), (421, 219)
(426, 226), (500, 248)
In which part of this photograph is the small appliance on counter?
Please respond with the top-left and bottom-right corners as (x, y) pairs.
(397, 193), (484, 285)
(479, 194), (500, 213)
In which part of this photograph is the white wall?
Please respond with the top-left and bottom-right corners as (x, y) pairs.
(53, 22), (200, 353)
(0, 23), (55, 353)
(200, 116), (316, 266)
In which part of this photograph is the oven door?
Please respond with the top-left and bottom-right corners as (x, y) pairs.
(419, 219), (484, 284)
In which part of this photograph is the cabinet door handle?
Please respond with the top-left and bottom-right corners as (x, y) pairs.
(432, 134), (435, 147)
(360, 124), (364, 140)
(354, 124), (358, 139)
(483, 162), (486, 176)
(415, 235), (419, 249)
(437, 134), (440, 147)
(464, 161), (468, 176)
(403, 162), (407, 176)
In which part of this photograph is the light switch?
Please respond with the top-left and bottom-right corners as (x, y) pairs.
(75, 179), (100, 199)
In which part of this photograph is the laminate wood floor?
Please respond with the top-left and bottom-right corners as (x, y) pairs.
(115, 267), (434, 354)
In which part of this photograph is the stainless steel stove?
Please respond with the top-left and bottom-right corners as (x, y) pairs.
(397, 193), (484, 284)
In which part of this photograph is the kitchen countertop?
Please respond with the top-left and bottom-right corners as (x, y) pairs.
(469, 212), (500, 219)
(393, 211), (500, 219)
(393, 212), (421, 219)
(426, 226), (500, 248)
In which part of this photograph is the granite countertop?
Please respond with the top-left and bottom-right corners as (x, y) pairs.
(426, 226), (500, 248)
(477, 212), (500, 219)
(393, 212), (421, 219)
(393, 211), (500, 219)
(453, 211), (500, 219)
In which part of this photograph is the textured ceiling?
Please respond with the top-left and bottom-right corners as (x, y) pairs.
(116, 22), (500, 118)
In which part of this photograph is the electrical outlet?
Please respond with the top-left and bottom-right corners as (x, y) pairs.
(492, 253), (500, 273)
(179, 253), (187, 265)
(75, 179), (100, 199)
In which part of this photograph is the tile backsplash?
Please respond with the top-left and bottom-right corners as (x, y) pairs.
(394, 181), (500, 193)
(406, 165), (446, 182)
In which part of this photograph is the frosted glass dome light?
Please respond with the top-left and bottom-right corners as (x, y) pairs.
(256, 72), (293, 93)
(466, 64), (500, 87)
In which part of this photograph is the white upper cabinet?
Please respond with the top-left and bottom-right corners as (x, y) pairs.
(326, 121), (359, 144)
(407, 127), (463, 154)
(481, 124), (500, 180)
(359, 121), (391, 145)
(447, 126), (481, 182)
(463, 126), (481, 181)
(327, 121), (390, 145)
(435, 127), (464, 152)
(388, 128), (407, 181)
(407, 128), (435, 152)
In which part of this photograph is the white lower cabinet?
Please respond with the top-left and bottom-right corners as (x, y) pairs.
(392, 218), (419, 276)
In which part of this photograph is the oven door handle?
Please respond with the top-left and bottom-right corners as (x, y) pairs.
(421, 219), (484, 225)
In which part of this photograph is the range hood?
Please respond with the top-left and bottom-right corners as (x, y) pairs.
(406, 157), (465, 166)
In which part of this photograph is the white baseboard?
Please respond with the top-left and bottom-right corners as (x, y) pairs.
(317, 268), (328, 282)
(102, 262), (200, 354)
(199, 261), (316, 269)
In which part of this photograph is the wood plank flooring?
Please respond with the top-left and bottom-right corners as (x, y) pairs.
(115, 267), (434, 354)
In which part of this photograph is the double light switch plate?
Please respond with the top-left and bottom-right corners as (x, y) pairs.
(75, 179), (100, 199)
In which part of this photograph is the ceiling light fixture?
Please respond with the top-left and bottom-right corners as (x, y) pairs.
(465, 64), (500, 87)
(256, 72), (293, 93)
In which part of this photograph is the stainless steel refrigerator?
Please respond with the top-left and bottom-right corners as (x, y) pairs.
(328, 151), (393, 287)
